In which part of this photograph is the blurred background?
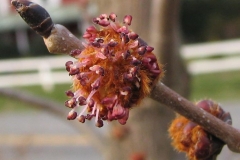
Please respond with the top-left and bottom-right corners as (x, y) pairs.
(0, 0), (240, 159)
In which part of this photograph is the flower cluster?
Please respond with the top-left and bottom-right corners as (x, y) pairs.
(65, 13), (163, 127)
(168, 100), (232, 160)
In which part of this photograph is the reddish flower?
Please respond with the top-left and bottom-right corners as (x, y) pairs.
(65, 13), (163, 127)
(168, 100), (232, 160)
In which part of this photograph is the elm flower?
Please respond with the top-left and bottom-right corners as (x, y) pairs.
(65, 13), (163, 127)
(168, 100), (232, 160)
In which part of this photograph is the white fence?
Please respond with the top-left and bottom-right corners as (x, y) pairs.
(181, 39), (240, 75)
(0, 56), (73, 91)
(1, 39), (240, 89)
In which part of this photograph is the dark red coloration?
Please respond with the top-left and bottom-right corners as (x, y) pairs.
(169, 100), (232, 160)
(11, 0), (54, 38)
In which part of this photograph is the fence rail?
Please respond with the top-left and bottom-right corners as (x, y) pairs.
(1, 39), (240, 88)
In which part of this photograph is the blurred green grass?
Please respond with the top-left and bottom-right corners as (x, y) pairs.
(0, 84), (70, 112)
(0, 71), (239, 112)
(190, 71), (240, 101)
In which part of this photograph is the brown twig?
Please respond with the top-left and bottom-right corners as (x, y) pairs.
(150, 82), (240, 153)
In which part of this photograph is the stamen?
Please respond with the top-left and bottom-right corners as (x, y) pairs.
(67, 110), (77, 120)
(91, 102), (97, 115)
(109, 13), (117, 22)
(86, 89), (97, 102)
(95, 107), (100, 123)
(91, 77), (102, 90)
(123, 15), (132, 26)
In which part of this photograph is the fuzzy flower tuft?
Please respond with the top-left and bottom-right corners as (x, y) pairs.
(168, 100), (232, 160)
(65, 13), (163, 127)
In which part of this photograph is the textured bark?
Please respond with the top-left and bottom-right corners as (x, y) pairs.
(92, 0), (189, 159)
(149, 0), (190, 96)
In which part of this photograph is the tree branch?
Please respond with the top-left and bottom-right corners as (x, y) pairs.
(0, 88), (106, 152)
(10, 0), (240, 154)
(150, 82), (240, 153)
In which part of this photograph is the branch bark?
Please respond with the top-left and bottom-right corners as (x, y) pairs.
(150, 82), (240, 153)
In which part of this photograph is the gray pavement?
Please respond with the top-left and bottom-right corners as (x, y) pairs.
(0, 111), (104, 160)
(0, 101), (239, 160)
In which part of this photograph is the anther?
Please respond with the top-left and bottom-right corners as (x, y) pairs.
(128, 32), (138, 40)
(146, 46), (154, 52)
(99, 14), (108, 20)
(82, 33), (92, 39)
(98, 19), (110, 27)
(131, 57), (141, 66)
(67, 111), (77, 120)
(89, 65), (105, 76)
(121, 33), (129, 44)
(96, 38), (104, 43)
(109, 13), (117, 22)
(65, 61), (73, 72)
(91, 41), (101, 48)
(117, 26), (129, 34)
(78, 96), (87, 105)
(70, 49), (82, 57)
(78, 115), (86, 123)
(123, 15), (132, 26)
(91, 77), (101, 90)
(65, 98), (77, 108)
(65, 90), (74, 97)
(96, 119), (104, 128)
(88, 99), (95, 108)
(86, 26), (97, 33)
(108, 39), (118, 47)
(122, 50), (130, 59)
(121, 86), (132, 96)
(137, 46), (147, 55)
(69, 65), (80, 75)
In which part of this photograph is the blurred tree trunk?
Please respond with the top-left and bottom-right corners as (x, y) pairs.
(92, 0), (190, 159)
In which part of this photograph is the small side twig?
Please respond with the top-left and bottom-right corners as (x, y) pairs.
(150, 82), (240, 153)
(0, 88), (106, 152)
